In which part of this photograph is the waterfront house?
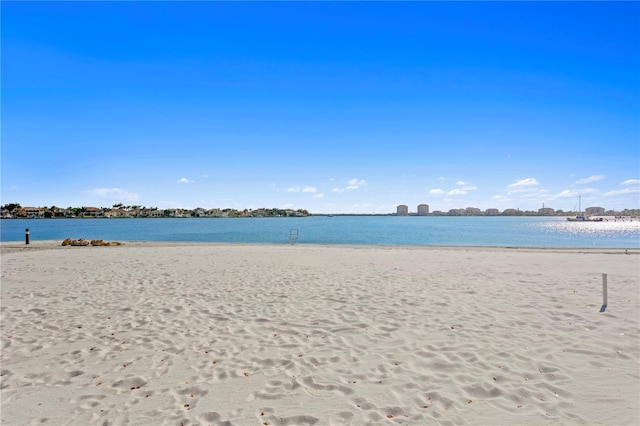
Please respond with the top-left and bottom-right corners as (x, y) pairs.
(82, 207), (104, 218)
(18, 207), (45, 218)
(104, 209), (131, 218)
(136, 208), (164, 218)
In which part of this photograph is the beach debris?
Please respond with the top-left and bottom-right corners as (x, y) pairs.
(61, 238), (123, 246)
(61, 238), (89, 246)
(91, 239), (123, 246)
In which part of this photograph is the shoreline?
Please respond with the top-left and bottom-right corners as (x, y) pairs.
(2, 239), (639, 255)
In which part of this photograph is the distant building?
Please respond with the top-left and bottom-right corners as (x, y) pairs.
(538, 207), (555, 216)
(193, 208), (207, 217)
(164, 209), (187, 218)
(485, 208), (500, 216)
(417, 204), (429, 216)
(104, 209), (131, 218)
(502, 209), (521, 216)
(19, 207), (45, 218)
(465, 207), (482, 216)
(82, 207), (103, 218)
(136, 208), (164, 218)
(586, 207), (605, 215)
(396, 205), (409, 216)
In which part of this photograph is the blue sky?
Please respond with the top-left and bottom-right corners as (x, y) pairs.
(2, 1), (639, 214)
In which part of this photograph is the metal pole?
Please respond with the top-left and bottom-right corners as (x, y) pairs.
(599, 273), (608, 312)
(25, 228), (30, 245)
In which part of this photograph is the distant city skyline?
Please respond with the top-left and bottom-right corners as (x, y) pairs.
(2, 2), (639, 214)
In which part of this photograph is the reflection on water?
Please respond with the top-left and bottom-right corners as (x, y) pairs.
(535, 219), (640, 240)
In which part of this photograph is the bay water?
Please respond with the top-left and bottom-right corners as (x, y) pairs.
(1, 216), (639, 248)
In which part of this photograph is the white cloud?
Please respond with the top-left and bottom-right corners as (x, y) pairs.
(555, 189), (579, 199)
(346, 178), (366, 190)
(313, 193), (325, 199)
(437, 177), (445, 181)
(84, 188), (140, 201)
(447, 189), (467, 196)
(576, 175), (605, 184)
(178, 178), (194, 184)
(288, 186), (318, 193)
(508, 178), (539, 189)
(431, 183), (476, 197)
(558, 188), (598, 197)
(621, 179), (640, 186)
(334, 178), (367, 193)
(507, 178), (540, 195)
(605, 187), (640, 197)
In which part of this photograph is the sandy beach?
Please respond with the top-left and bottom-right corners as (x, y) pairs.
(1, 242), (638, 425)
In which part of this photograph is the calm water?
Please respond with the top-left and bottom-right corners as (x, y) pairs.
(1, 217), (639, 248)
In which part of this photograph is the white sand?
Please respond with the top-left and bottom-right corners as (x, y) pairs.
(1, 242), (638, 425)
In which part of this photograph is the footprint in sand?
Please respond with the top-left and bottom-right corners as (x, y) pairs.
(169, 384), (209, 411)
(111, 376), (147, 393)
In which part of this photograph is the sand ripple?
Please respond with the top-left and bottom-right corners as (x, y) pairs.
(1, 244), (638, 425)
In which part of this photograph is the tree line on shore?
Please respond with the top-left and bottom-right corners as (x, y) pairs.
(0, 203), (310, 218)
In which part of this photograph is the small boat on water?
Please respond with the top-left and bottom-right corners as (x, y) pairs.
(567, 196), (603, 222)
(567, 214), (603, 222)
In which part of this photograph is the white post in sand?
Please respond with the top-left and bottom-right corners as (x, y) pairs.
(600, 273), (608, 312)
